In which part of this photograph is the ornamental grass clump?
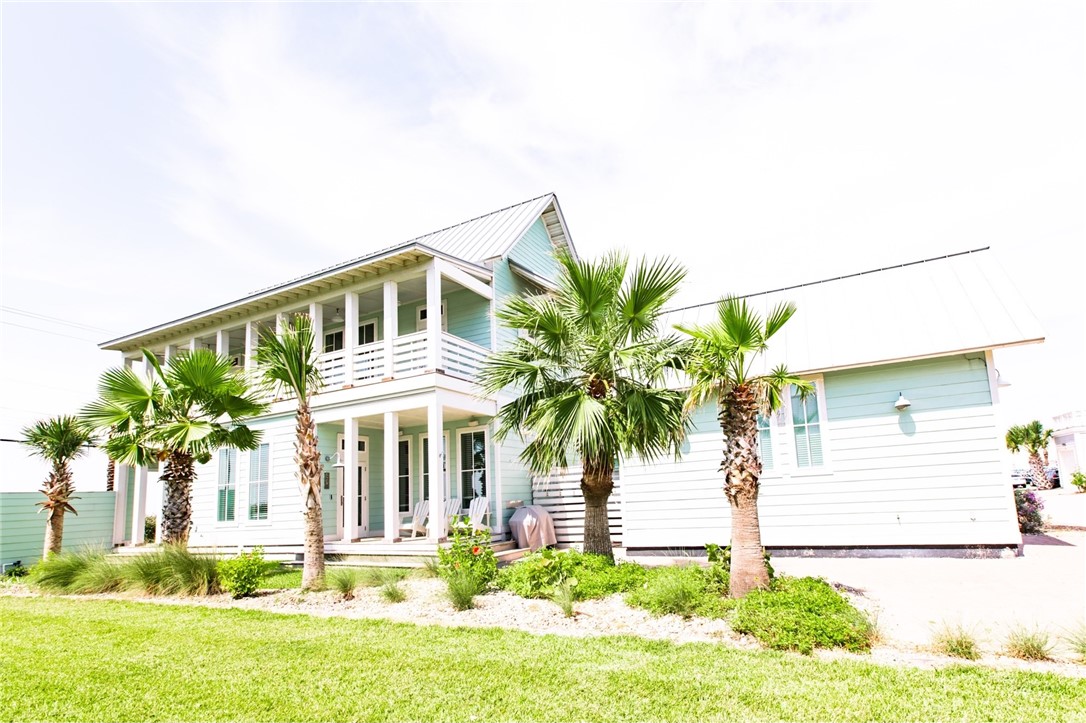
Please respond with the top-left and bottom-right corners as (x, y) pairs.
(1003, 627), (1054, 661)
(931, 623), (982, 660)
(549, 578), (577, 618)
(1063, 624), (1086, 661)
(31, 549), (126, 594)
(328, 569), (362, 599)
(1014, 489), (1045, 534)
(122, 544), (220, 596)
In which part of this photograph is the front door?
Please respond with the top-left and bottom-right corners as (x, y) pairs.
(337, 434), (370, 539)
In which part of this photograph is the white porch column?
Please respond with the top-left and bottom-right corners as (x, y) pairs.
(309, 302), (324, 355)
(112, 463), (129, 545)
(275, 313), (286, 336)
(163, 345), (176, 363)
(382, 280), (397, 378)
(188, 337), (198, 353)
(344, 292), (358, 386)
(129, 466), (148, 546)
(427, 398), (446, 542)
(215, 329), (229, 356)
(383, 411), (400, 541)
(343, 417), (358, 541)
(244, 322), (255, 372)
(426, 264), (441, 370)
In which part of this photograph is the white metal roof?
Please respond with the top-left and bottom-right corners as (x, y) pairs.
(665, 248), (1044, 375)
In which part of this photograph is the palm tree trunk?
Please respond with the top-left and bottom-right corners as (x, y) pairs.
(720, 385), (770, 598)
(105, 459), (115, 492)
(298, 399), (325, 590)
(580, 460), (615, 561)
(1029, 453), (1050, 490)
(160, 450), (195, 546)
(42, 463), (73, 557)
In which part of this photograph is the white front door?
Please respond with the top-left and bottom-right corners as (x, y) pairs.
(337, 434), (371, 539)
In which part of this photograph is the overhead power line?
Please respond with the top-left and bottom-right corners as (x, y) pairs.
(0, 320), (102, 343)
(0, 306), (115, 334)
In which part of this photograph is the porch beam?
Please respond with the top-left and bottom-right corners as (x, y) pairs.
(383, 411), (400, 542)
(215, 329), (229, 356)
(344, 291), (359, 358)
(434, 258), (493, 301)
(426, 264), (441, 370)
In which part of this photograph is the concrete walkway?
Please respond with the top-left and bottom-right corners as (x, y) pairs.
(774, 529), (1086, 657)
(1037, 487), (1086, 529)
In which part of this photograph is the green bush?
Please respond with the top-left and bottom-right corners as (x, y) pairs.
(4, 562), (29, 580)
(437, 526), (497, 588)
(1071, 471), (1086, 493)
(122, 545), (220, 596)
(931, 624), (981, 660)
(217, 548), (266, 599)
(706, 543), (774, 582)
(496, 548), (647, 601)
(446, 568), (484, 611)
(626, 564), (733, 619)
(31, 549), (126, 594)
(144, 516), (157, 544)
(730, 577), (874, 654)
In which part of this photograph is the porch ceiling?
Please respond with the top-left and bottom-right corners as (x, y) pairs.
(321, 405), (489, 430)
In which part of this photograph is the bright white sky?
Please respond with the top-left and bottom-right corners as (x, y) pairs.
(2, 2), (1083, 491)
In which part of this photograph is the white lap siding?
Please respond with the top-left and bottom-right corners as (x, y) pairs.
(188, 419), (307, 548)
(622, 354), (1020, 549)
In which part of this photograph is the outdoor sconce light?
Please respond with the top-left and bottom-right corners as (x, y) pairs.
(894, 392), (912, 411)
(468, 417), (479, 427)
(995, 369), (1011, 388)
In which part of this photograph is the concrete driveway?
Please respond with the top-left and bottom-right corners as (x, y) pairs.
(774, 529), (1086, 657)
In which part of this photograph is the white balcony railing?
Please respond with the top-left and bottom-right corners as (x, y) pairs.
(353, 342), (385, 384)
(392, 331), (429, 376)
(440, 332), (490, 380)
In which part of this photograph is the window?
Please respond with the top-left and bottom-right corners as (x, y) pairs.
(358, 320), (377, 345)
(459, 429), (487, 503)
(249, 443), (270, 520)
(324, 330), (344, 353)
(756, 415), (774, 472)
(416, 300), (448, 332)
(397, 439), (411, 513)
(791, 384), (824, 468)
(217, 448), (237, 522)
(421, 433), (449, 500)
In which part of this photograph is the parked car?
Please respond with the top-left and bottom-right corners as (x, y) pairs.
(1010, 467), (1060, 489)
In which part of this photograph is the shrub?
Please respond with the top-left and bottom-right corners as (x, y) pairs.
(705, 543), (774, 582)
(931, 624), (981, 660)
(1014, 489), (1045, 534)
(122, 545), (220, 596)
(626, 564), (732, 619)
(550, 578), (577, 618)
(31, 549), (126, 594)
(1004, 627), (1053, 660)
(328, 569), (361, 599)
(3, 562), (29, 579)
(1071, 471), (1086, 493)
(216, 548), (266, 599)
(419, 558), (441, 578)
(730, 576), (875, 654)
(496, 548), (648, 601)
(144, 516), (157, 543)
(437, 526), (497, 589)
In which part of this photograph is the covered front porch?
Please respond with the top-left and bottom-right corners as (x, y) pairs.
(314, 388), (499, 545)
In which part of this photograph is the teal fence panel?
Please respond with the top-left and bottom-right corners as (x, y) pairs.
(0, 491), (116, 569)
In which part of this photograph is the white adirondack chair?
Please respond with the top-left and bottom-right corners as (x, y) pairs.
(451, 496), (490, 533)
(443, 498), (462, 525)
(397, 500), (429, 538)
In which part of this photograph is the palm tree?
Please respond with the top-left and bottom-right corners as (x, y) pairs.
(677, 296), (810, 598)
(83, 349), (266, 546)
(255, 314), (325, 590)
(478, 251), (689, 560)
(22, 416), (95, 556)
(1006, 420), (1055, 489)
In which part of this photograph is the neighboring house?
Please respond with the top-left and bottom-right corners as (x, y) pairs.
(623, 248), (1043, 553)
(100, 194), (1042, 556)
(1053, 411), (1086, 487)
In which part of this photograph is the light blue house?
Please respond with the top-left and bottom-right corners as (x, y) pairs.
(100, 195), (1041, 556)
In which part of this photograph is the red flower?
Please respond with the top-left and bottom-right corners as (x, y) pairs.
(471, 546), (481, 555)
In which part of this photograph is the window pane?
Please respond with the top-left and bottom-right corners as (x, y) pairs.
(791, 390), (805, 425)
(795, 426), (810, 468)
(808, 424), (823, 466)
(460, 431), (486, 501)
(249, 444), (269, 520)
(398, 440), (410, 512)
(806, 395), (819, 424)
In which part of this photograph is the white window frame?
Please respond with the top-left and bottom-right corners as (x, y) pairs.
(358, 317), (378, 346)
(216, 448), (237, 524)
(397, 434), (412, 514)
(755, 414), (781, 479)
(782, 375), (832, 476)
(248, 442), (272, 522)
(456, 427), (488, 504)
(323, 329), (344, 353)
(416, 299), (448, 333)
(420, 431), (451, 502)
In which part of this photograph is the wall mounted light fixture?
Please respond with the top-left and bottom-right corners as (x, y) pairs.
(995, 369), (1011, 388)
(894, 392), (912, 411)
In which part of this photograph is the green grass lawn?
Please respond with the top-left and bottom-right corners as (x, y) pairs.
(2, 597), (1083, 722)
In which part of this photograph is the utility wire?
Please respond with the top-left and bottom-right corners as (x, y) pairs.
(0, 306), (115, 333)
(0, 320), (102, 343)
